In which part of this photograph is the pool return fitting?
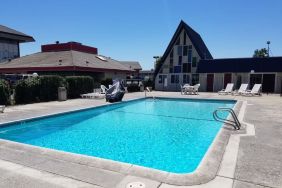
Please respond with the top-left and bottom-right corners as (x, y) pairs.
(213, 107), (241, 130)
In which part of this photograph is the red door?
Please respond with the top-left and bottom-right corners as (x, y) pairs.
(224, 74), (232, 88)
(207, 74), (214, 92)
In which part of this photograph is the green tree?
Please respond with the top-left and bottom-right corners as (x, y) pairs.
(154, 56), (162, 75)
(253, 48), (268, 57)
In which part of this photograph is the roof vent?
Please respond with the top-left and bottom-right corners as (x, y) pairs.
(56, 41), (60, 44)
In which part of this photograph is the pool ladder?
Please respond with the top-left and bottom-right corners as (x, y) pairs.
(213, 107), (241, 130)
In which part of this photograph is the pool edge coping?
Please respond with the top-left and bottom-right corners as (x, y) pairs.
(0, 96), (251, 186)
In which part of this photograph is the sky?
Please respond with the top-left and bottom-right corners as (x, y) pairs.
(1, 0), (282, 70)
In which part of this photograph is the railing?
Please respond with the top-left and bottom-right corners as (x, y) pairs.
(213, 107), (241, 130)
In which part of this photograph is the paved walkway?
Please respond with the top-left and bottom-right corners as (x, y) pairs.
(0, 92), (281, 188)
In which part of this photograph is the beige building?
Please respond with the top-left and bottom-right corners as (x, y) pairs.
(0, 41), (142, 82)
(155, 21), (282, 93)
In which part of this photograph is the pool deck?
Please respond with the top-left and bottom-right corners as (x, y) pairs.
(0, 92), (281, 188)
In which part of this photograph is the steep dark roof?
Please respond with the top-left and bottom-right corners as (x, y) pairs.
(155, 20), (212, 76)
(197, 57), (282, 73)
(0, 25), (35, 42)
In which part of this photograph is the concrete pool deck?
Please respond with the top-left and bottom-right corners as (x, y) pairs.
(0, 92), (281, 188)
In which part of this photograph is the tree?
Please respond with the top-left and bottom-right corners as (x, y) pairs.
(253, 48), (268, 57)
(154, 56), (162, 75)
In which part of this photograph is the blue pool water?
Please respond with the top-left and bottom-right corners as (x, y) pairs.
(0, 98), (235, 173)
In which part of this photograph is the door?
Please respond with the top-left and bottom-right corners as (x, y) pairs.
(224, 73), (232, 88)
(207, 74), (214, 92)
(262, 74), (275, 93)
(250, 74), (262, 89)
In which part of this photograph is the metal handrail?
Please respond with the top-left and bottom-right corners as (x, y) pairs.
(213, 107), (241, 130)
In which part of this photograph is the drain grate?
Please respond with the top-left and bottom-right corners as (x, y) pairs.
(126, 182), (146, 188)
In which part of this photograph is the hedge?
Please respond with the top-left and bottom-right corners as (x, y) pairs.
(15, 75), (65, 104)
(0, 79), (11, 105)
(66, 76), (94, 99)
(100, 78), (113, 87)
(127, 84), (140, 92)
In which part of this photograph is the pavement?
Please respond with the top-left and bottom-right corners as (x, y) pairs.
(0, 92), (281, 188)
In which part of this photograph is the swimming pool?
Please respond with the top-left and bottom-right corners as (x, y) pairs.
(0, 98), (235, 173)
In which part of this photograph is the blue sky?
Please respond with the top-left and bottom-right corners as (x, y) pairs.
(1, 0), (282, 69)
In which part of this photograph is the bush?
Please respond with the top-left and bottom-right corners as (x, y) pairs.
(15, 77), (40, 104)
(127, 84), (140, 92)
(39, 75), (65, 102)
(143, 79), (154, 88)
(66, 76), (94, 99)
(15, 75), (65, 104)
(100, 78), (113, 87)
(0, 79), (11, 105)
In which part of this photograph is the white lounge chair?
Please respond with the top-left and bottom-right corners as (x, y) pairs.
(180, 84), (190, 95)
(0, 105), (5, 113)
(192, 84), (200, 95)
(100, 85), (108, 94)
(232, 83), (248, 95)
(218, 83), (234, 95)
(81, 85), (107, 99)
(242, 84), (262, 96)
(81, 92), (105, 99)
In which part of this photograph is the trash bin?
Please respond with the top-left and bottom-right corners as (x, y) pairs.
(58, 87), (67, 101)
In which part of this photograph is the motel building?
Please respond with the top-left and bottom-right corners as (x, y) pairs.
(155, 21), (282, 93)
(0, 25), (141, 81)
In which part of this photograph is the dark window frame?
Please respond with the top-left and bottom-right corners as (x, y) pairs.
(192, 57), (197, 67)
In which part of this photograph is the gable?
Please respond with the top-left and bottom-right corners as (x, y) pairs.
(155, 20), (212, 76)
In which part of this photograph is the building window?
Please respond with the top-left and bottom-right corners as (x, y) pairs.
(170, 50), (173, 58)
(169, 68), (173, 73)
(192, 74), (199, 85)
(177, 46), (182, 56)
(182, 63), (188, 73)
(183, 32), (186, 45)
(183, 74), (190, 84)
(182, 63), (191, 73)
(188, 45), (192, 49)
(174, 66), (181, 73)
(178, 56), (182, 65)
(170, 58), (173, 66)
(159, 75), (163, 83)
(183, 46), (188, 56)
(188, 49), (192, 63)
(176, 38), (180, 45)
(175, 75), (179, 84)
(192, 57), (197, 67)
(171, 75), (175, 84)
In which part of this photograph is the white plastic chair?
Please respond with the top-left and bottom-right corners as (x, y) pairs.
(232, 84), (248, 95)
(242, 84), (262, 96)
(218, 83), (234, 95)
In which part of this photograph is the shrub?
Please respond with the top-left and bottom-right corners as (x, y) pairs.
(127, 84), (140, 92)
(100, 78), (113, 87)
(15, 75), (65, 104)
(143, 79), (154, 88)
(0, 79), (11, 105)
(15, 77), (40, 104)
(39, 75), (65, 102)
(66, 76), (94, 99)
